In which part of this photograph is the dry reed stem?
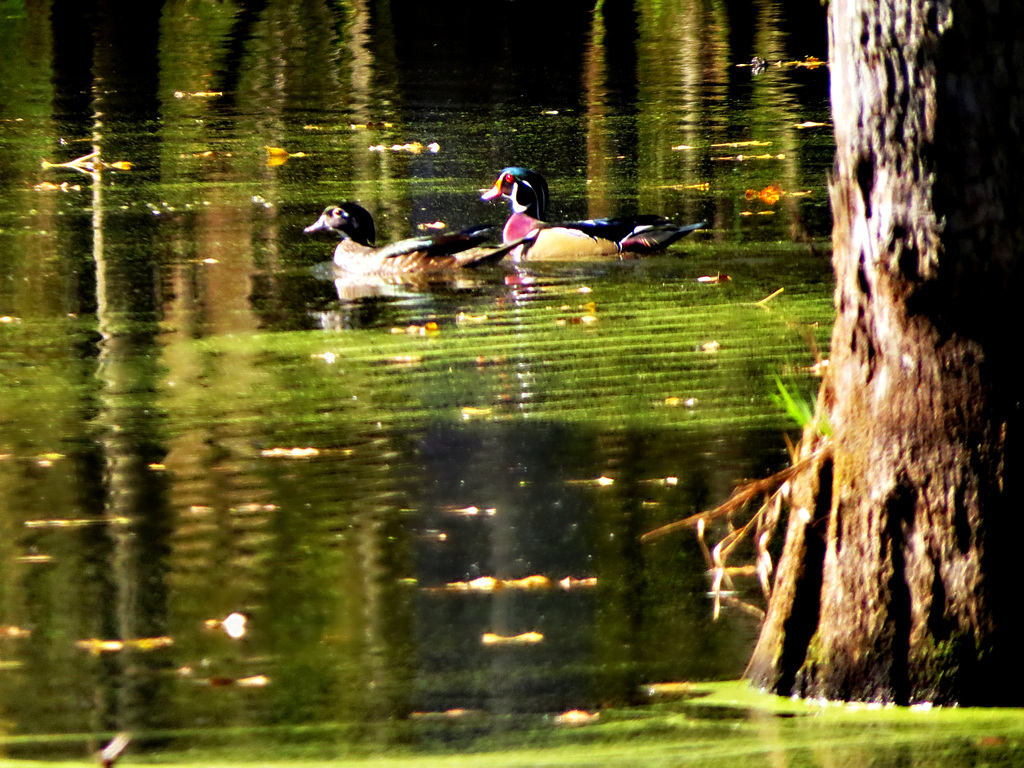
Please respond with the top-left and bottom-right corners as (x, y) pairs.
(642, 445), (831, 621)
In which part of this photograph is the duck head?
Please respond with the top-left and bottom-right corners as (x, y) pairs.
(481, 167), (549, 220)
(303, 202), (377, 246)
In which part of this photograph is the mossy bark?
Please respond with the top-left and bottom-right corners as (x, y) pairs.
(745, 0), (1024, 705)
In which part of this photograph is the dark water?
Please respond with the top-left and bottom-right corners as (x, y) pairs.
(0, 0), (836, 758)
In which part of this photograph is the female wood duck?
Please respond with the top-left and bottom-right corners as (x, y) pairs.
(481, 166), (706, 260)
(304, 202), (513, 274)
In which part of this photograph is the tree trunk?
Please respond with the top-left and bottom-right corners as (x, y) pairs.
(745, 0), (1024, 705)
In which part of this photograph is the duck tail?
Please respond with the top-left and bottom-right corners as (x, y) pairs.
(620, 221), (707, 253)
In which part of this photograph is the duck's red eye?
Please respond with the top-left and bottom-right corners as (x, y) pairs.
(504, 173), (514, 183)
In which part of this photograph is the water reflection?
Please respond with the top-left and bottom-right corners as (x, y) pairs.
(1, 0), (833, 757)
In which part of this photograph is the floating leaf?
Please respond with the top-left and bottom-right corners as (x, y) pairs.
(447, 576), (500, 592)
(204, 612), (247, 639)
(481, 631), (543, 645)
(504, 575), (552, 590)
(260, 447), (320, 458)
(697, 273), (731, 284)
(645, 682), (695, 697)
(441, 505), (497, 517)
(76, 637), (173, 655)
(555, 710), (600, 725)
(174, 90), (223, 99)
(710, 140), (772, 149)
(265, 146), (292, 166)
(388, 354), (423, 366)
(746, 185), (783, 205)
(131, 636), (174, 651)
(33, 181), (81, 192)
(558, 576), (598, 590)
(392, 321), (440, 336)
(411, 709), (480, 719)
(236, 675), (269, 687)
(790, 56), (826, 69)
(74, 638), (122, 655)
(18, 554), (52, 563)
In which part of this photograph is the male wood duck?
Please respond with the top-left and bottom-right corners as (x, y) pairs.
(481, 166), (706, 260)
(304, 202), (514, 274)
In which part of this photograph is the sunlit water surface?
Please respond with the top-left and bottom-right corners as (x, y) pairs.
(0, 0), (886, 761)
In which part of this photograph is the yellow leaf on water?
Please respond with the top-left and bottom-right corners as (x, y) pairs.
(448, 576), (500, 592)
(76, 639), (125, 654)
(744, 184), (782, 204)
(559, 576), (598, 590)
(260, 447), (320, 458)
(710, 140), (772, 149)
(645, 681), (695, 697)
(481, 631), (544, 645)
(555, 710), (600, 725)
(236, 675), (269, 687)
(18, 554), (52, 564)
(129, 636), (174, 651)
(265, 146), (290, 166)
(505, 575), (552, 590)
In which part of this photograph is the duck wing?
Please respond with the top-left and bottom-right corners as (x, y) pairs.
(617, 221), (707, 253)
(454, 233), (539, 267)
(375, 224), (495, 262)
(565, 216), (706, 252)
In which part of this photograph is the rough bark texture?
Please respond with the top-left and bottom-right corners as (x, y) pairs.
(745, 0), (1024, 705)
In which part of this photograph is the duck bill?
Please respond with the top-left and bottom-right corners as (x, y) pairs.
(303, 214), (331, 234)
(480, 177), (504, 201)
